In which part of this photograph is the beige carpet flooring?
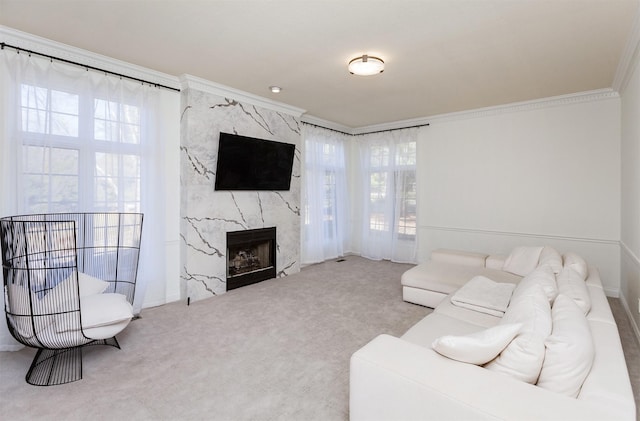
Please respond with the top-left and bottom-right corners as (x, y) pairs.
(0, 256), (638, 420)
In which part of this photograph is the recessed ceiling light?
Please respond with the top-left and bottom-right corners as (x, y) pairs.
(269, 86), (282, 93)
(348, 55), (384, 76)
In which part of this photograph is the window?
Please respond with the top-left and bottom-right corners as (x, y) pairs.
(19, 83), (142, 213)
(301, 125), (348, 264)
(367, 141), (416, 238)
(359, 128), (418, 263)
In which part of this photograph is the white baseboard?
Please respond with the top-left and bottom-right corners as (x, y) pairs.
(142, 293), (182, 310)
(0, 344), (24, 352)
(619, 290), (640, 346)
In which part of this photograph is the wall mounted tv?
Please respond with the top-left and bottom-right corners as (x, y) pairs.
(214, 132), (296, 191)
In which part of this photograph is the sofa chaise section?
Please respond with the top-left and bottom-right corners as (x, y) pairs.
(401, 249), (521, 308)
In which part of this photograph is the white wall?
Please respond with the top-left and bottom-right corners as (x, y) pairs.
(620, 40), (640, 337)
(416, 93), (622, 294)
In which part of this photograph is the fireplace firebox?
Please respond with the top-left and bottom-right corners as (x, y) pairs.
(226, 227), (276, 291)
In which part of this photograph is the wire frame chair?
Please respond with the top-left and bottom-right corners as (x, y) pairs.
(0, 212), (143, 386)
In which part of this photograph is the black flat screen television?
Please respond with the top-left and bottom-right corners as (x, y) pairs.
(214, 132), (296, 191)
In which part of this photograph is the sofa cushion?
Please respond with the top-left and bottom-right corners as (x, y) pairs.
(511, 264), (557, 304)
(538, 246), (563, 275)
(484, 284), (551, 383)
(537, 294), (595, 398)
(402, 313), (487, 349)
(434, 297), (503, 328)
(450, 276), (515, 317)
(563, 252), (588, 280)
(432, 323), (522, 365)
(503, 246), (544, 276)
(556, 267), (591, 315)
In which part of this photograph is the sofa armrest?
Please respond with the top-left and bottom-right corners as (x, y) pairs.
(430, 249), (488, 267)
(350, 334), (629, 421)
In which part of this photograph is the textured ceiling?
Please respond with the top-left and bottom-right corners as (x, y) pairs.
(0, 0), (638, 128)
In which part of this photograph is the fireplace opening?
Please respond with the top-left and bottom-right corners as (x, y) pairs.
(226, 227), (276, 291)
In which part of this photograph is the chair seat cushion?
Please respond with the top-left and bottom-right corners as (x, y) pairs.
(55, 293), (133, 337)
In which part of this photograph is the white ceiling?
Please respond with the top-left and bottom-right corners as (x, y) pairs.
(0, 0), (638, 129)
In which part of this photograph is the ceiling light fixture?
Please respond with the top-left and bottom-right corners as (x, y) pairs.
(348, 55), (384, 76)
(269, 86), (282, 93)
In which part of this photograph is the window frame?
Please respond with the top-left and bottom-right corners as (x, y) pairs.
(18, 81), (144, 213)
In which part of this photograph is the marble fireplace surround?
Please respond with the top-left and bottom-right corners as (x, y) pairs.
(180, 77), (303, 302)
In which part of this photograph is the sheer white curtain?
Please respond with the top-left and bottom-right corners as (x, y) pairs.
(301, 124), (349, 264)
(0, 49), (166, 315)
(359, 128), (418, 263)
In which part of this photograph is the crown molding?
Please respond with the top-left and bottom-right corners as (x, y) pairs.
(300, 114), (353, 135)
(352, 89), (619, 133)
(0, 25), (181, 90)
(426, 89), (619, 125)
(179, 74), (306, 118)
(613, 3), (640, 92)
(302, 88), (620, 136)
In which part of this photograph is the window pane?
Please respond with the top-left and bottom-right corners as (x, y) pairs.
(50, 112), (78, 136)
(21, 85), (79, 137)
(24, 145), (49, 173)
(24, 174), (49, 211)
(396, 142), (416, 166)
(370, 145), (389, 168)
(50, 174), (79, 205)
(94, 99), (141, 144)
(370, 171), (388, 231)
(50, 147), (78, 175)
(51, 90), (78, 114)
(23, 146), (79, 213)
(22, 108), (47, 133)
(396, 171), (417, 236)
(94, 153), (140, 211)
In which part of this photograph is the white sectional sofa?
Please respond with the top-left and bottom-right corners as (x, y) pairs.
(350, 247), (636, 421)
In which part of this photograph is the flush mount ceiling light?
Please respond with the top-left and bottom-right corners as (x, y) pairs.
(348, 55), (384, 76)
(269, 86), (282, 93)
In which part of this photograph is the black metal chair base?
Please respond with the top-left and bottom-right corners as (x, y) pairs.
(26, 337), (120, 386)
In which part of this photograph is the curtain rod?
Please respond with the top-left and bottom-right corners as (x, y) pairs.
(1, 42), (181, 93)
(302, 121), (429, 136)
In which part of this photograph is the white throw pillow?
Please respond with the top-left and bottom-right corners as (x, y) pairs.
(432, 323), (522, 365)
(56, 293), (133, 333)
(538, 246), (563, 275)
(537, 294), (595, 398)
(78, 272), (110, 296)
(563, 252), (588, 280)
(484, 284), (551, 383)
(39, 271), (109, 311)
(556, 267), (591, 315)
(503, 246), (544, 277)
(512, 264), (558, 304)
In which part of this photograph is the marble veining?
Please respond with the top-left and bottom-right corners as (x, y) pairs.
(180, 89), (301, 301)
